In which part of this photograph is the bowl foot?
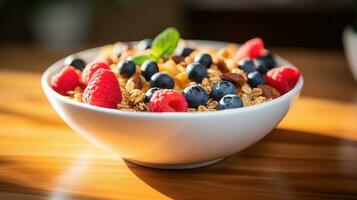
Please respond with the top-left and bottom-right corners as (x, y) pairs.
(125, 158), (224, 169)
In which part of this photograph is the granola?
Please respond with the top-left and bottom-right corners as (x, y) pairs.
(50, 27), (301, 112)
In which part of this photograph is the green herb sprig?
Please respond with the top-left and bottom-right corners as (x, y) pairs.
(132, 27), (180, 65)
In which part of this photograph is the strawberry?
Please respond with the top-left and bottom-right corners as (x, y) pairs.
(51, 66), (82, 95)
(83, 69), (122, 108)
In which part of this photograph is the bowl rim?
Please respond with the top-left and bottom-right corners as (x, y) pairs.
(41, 39), (304, 119)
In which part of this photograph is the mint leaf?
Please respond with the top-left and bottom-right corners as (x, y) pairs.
(151, 27), (180, 59)
(131, 54), (155, 65)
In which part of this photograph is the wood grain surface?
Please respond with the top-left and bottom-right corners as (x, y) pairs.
(0, 47), (357, 199)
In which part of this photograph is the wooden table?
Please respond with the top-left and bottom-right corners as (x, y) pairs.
(0, 47), (357, 199)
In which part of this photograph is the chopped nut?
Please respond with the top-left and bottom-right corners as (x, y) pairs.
(207, 99), (218, 110)
(251, 96), (267, 105)
(201, 78), (211, 93)
(125, 79), (135, 92)
(74, 93), (83, 102)
(208, 76), (221, 84)
(117, 96), (130, 109)
(134, 102), (147, 111)
(242, 84), (252, 94)
(258, 84), (281, 99)
(197, 105), (209, 112)
(225, 59), (237, 71)
(241, 94), (251, 106)
(188, 108), (197, 112)
(220, 73), (246, 87)
(128, 89), (145, 105)
(251, 88), (263, 97)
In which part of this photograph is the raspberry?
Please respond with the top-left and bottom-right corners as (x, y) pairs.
(265, 66), (300, 94)
(234, 37), (265, 61)
(51, 66), (82, 95)
(82, 61), (110, 85)
(83, 69), (122, 108)
(148, 89), (188, 112)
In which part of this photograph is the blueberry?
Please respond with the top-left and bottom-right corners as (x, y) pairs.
(177, 47), (194, 57)
(238, 59), (255, 74)
(211, 80), (237, 101)
(138, 39), (152, 50)
(144, 87), (160, 103)
(150, 72), (174, 89)
(194, 53), (212, 68)
(254, 59), (269, 74)
(118, 60), (136, 78)
(183, 85), (209, 108)
(64, 55), (86, 71)
(186, 62), (207, 83)
(217, 94), (244, 110)
(247, 71), (266, 87)
(141, 60), (159, 81)
(256, 52), (276, 69)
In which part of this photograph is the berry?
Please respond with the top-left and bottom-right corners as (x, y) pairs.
(64, 55), (86, 71)
(254, 59), (269, 74)
(118, 60), (136, 78)
(144, 87), (160, 103)
(247, 71), (266, 88)
(148, 89), (188, 112)
(150, 72), (175, 89)
(177, 47), (194, 57)
(256, 52), (276, 69)
(183, 85), (209, 108)
(141, 60), (159, 81)
(186, 62), (207, 83)
(51, 66), (82, 95)
(265, 66), (300, 94)
(217, 94), (244, 110)
(194, 53), (212, 68)
(83, 69), (122, 108)
(82, 61), (110, 85)
(211, 80), (237, 101)
(138, 39), (152, 50)
(238, 59), (255, 74)
(234, 37), (265, 61)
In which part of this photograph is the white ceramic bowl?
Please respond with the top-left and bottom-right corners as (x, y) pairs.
(343, 26), (357, 82)
(42, 40), (303, 169)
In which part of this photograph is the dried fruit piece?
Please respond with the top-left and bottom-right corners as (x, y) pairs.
(258, 84), (281, 99)
(170, 55), (185, 64)
(215, 59), (229, 73)
(220, 73), (246, 87)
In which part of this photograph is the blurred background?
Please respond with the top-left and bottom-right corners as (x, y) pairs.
(1, 0), (357, 48)
(0, 0), (356, 71)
